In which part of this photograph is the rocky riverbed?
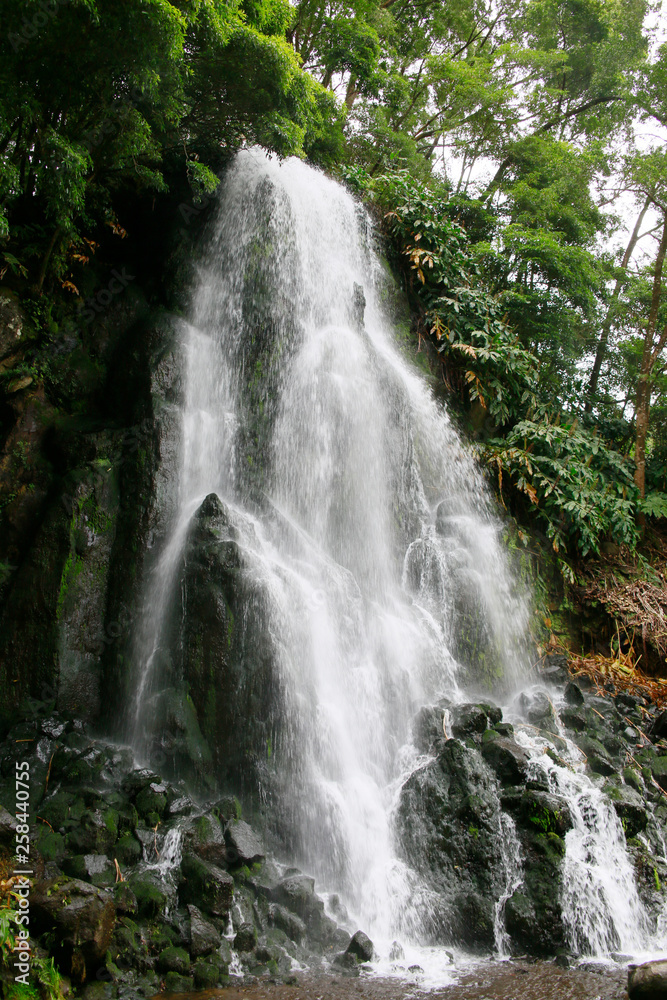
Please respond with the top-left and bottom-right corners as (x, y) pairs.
(1, 655), (667, 998)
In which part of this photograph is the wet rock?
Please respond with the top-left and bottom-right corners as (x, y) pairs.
(628, 959), (667, 999)
(188, 904), (222, 957)
(271, 874), (316, 918)
(577, 735), (616, 776)
(183, 811), (228, 867)
(134, 782), (167, 820)
(650, 757), (667, 791)
(505, 891), (536, 949)
(389, 940), (404, 961)
(267, 902), (306, 943)
(518, 689), (556, 727)
(193, 959), (221, 988)
(112, 883), (137, 916)
(540, 654), (569, 682)
(226, 818), (265, 866)
(31, 877), (116, 980)
(481, 732), (530, 785)
(519, 790), (572, 836)
(564, 681), (585, 706)
(121, 768), (163, 798)
(560, 707), (586, 732)
(234, 922), (258, 951)
(65, 808), (117, 855)
(128, 871), (169, 918)
(0, 806), (18, 844)
(168, 795), (196, 817)
(412, 705), (446, 755)
(164, 972), (194, 992)
(333, 951), (359, 974)
(604, 783), (648, 838)
(396, 739), (505, 950)
(346, 930), (374, 962)
(179, 854), (234, 915)
(451, 702), (502, 738)
(113, 832), (142, 868)
(157, 946), (190, 974)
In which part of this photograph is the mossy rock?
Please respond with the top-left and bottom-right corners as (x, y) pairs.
(114, 833), (142, 867)
(164, 972), (194, 992)
(34, 828), (65, 863)
(519, 790), (572, 836)
(135, 784), (167, 819)
(128, 872), (169, 918)
(650, 756), (667, 791)
(179, 854), (233, 915)
(157, 946), (190, 974)
(193, 959), (221, 988)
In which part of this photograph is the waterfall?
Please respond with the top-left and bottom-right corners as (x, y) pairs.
(125, 148), (662, 965)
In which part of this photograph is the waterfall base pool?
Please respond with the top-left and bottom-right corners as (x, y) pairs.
(158, 960), (629, 1000)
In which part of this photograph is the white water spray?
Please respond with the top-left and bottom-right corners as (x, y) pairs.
(125, 149), (664, 966)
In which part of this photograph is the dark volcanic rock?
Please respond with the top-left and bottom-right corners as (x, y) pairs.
(519, 789), (573, 836)
(564, 681), (585, 706)
(396, 737), (506, 949)
(226, 818), (265, 866)
(179, 855), (234, 916)
(267, 902), (306, 943)
(604, 783), (648, 838)
(518, 689), (556, 727)
(188, 904), (222, 957)
(451, 702), (501, 739)
(31, 877), (116, 981)
(183, 811), (228, 867)
(346, 930), (374, 962)
(233, 922), (257, 952)
(481, 732), (530, 785)
(271, 874), (317, 918)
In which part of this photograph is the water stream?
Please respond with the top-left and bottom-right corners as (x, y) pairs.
(126, 149), (663, 970)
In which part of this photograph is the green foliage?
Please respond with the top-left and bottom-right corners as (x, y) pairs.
(348, 167), (539, 425)
(639, 492), (667, 521)
(485, 418), (640, 558)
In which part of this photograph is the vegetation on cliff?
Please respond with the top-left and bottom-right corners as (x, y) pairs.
(0, 0), (666, 678)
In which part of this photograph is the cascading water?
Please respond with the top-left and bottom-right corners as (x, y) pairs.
(125, 148), (663, 970)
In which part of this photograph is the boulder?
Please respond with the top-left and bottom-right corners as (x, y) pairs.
(481, 732), (530, 785)
(31, 877), (116, 980)
(412, 705), (446, 755)
(157, 946), (190, 974)
(564, 681), (585, 706)
(604, 783), (648, 838)
(651, 757), (667, 792)
(128, 871), (169, 918)
(628, 959), (667, 999)
(267, 902), (306, 943)
(651, 708), (667, 740)
(226, 819), (265, 866)
(451, 703), (501, 739)
(183, 811), (228, 867)
(517, 689), (556, 727)
(193, 959), (221, 988)
(134, 782), (167, 820)
(271, 874), (316, 918)
(179, 854), (234, 915)
(233, 922), (257, 951)
(0, 806), (18, 845)
(346, 930), (374, 962)
(577, 736), (616, 777)
(188, 904), (221, 957)
(519, 790), (572, 836)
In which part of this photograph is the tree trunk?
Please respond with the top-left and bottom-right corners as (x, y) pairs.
(634, 213), (667, 498)
(584, 195), (651, 412)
